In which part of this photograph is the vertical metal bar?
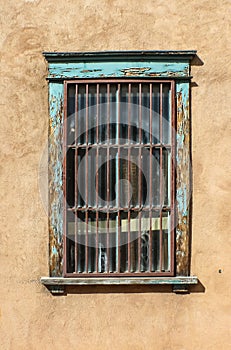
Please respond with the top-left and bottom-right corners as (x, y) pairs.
(117, 84), (121, 273)
(159, 83), (163, 271)
(149, 83), (153, 271)
(85, 210), (89, 272)
(63, 81), (68, 275)
(106, 83), (110, 272)
(138, 210), (141, 272)
(74, 84), (78, 273)
(170, 81), (176, 273)
(138, 83), (142, 271)
(85, 84), (89, 272)
(96, 83), (99, 273)
(127, 83), (131, 271)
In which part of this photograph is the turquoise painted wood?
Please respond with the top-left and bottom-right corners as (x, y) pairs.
(175, 81), (191, 276)
(48, 82), (64, 276)
(47, 60), (190, 79)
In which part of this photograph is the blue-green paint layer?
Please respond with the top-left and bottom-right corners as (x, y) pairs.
(48, 60), (189, 79)
(176, 81), (191, 276)
(49, 82), (64, 276)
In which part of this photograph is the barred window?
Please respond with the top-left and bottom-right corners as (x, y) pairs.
(41, 51), (198, 293)
(64, 80), (175, 276)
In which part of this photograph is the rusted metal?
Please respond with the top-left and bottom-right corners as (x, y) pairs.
(149, 83), (153, 272)
(95, 84), (99, 273)
(170, 81), (176, 273)
(159, 83), (163, 271)
(117, 84), (121, 273)
(74, 84), (78, 273)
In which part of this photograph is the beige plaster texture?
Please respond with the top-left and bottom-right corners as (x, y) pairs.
(0, 0), (230, 349)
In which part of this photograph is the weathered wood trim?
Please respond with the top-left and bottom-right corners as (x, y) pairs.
(175, 81), (191, 276)
(47, 60), (190, 80)
(43, 50), (197, 61)
(41, 276), (198, 286)
(48, 82), (64, 276)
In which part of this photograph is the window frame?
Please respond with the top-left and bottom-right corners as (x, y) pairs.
(63, 79), (175, 277)
(41, 51), (198, 293)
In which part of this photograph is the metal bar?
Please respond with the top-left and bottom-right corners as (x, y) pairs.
(65, 79), (175, 85)
(159, 83), (163, 271)
(127, 83), (131, 272)
(68, 143), (172, 149)
(64, 270), (174, 278)
(63, 81), (68, 275)
(69, 205), (171, 212)
(74, 84), (78, 273)
(138, 210), (141, 272)
(85, 84), (89, 272)
(95, 84), (99, 273)
(149, 83), (153, 271)
(106, 83), (110, 272)
(170, 81), (176, 273)
(117, 83), (121, 273)
(138, 83), (142, 271)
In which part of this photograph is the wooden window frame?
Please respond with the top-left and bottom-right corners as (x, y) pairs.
(41, 51), (198, 293)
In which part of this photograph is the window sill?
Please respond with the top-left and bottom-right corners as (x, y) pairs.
(41, 276), (198, 294)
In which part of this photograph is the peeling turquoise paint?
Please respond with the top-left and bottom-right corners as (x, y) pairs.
(49, 82), (64, 276)
(175, 80), (191, 276)
(48, 60), (190, 79)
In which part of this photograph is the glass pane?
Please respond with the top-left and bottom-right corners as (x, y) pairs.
(109, 84), (117, 143)
(140, 210), (150, 272)
(162, 211), (171, 271)
(152, 148), (160, 206)
(141, 84), (150, 144)
(88, 211), (96, 272)
(130, 84), (139, 143)
(98, 211), (107, 272)
(77, 85), (86, 144)
(162, 148), (171, 206)
(66, 211), (75, 273)
(162, 84), (171, 144)
(120, 84), (128, 144)
(88, 148), (96, 207)
(77, 148), (86, 207)
(67, 85), (76, 145)
(152, 84), (160, 144)
(66, 148), (75, 208)
(98, 148), (107, 207)
(98, 84), (107, 144)
(109, 213), (117, 272)
(88, 84), (97, 145)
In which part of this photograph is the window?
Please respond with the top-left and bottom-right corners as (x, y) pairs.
(64, 80), (175, 276)
(41, 51), (198, 292)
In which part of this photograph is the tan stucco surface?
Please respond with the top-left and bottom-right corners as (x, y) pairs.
(0, 1), (230, 349)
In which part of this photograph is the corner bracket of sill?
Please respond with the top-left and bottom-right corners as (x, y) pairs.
(41, 276), (198, 294)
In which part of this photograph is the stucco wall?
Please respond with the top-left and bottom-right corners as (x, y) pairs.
(0, 0), (230, 349)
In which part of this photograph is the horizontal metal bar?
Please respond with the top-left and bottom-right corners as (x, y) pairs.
(41, 276), (198, 286)
(47, 76), (194, 82)
(65, 79), (174, 84)
(67, 206), (171, 212)
(67, 144), (172, 149)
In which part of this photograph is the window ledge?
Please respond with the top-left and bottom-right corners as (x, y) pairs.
(41, 276), (198, 294)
